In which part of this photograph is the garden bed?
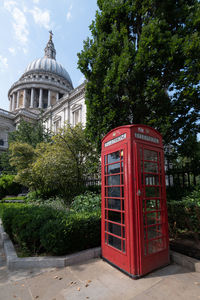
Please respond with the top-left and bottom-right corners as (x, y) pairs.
(0, 203), (101, 257)
(170, 233), (200, 260)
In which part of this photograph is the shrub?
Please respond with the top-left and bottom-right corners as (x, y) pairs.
(1, 203), (101, 256)
(40, 211), (101, 255)
(26, 192), (67, 211)
(0, 174), (22, 198)
(70, 192), (101, 212)
(166, 185), (193, 201)
(0, 203), (24, 239)
(167, 185), (200, 240)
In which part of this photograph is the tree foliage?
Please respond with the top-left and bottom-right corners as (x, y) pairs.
(9, 119), (51, 148)
(0, 151), (15, 174)
(9, 142), (36, 188)
(78, 0), (200, 150)
(0, 119), (51, 175)
(9, 123), (100, 202)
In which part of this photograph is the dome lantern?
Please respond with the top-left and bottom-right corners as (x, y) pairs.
(44, 30), (56, 60)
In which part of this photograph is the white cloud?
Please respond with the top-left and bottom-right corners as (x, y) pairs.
(12, 8), (29, 44)
(4, 1), (29, 46)
(29, 7), (50, 29)
(0, 55), (8, 71)
(66, 4), (72, 21)
(8, 47), (16, 55)
(4, 0), (16, 11)
(32, 0), (39, 3)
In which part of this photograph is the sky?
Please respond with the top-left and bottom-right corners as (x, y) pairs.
(0, 0), (98, 111)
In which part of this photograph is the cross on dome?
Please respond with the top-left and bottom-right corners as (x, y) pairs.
(49, 30), (53, 41)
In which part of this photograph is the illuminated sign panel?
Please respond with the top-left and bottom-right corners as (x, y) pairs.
(104, 133), (127, 147)
(135, 133), (159, 144)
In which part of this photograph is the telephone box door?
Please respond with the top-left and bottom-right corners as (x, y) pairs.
(102, 143), (131, 274)
(137, 143), (169, 275)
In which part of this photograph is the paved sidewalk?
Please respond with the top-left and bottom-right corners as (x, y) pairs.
(0, 244), (200, 300)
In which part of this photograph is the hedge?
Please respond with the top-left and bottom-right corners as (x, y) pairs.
(0, 203), (101, 256)
(167, 186), (200, 239)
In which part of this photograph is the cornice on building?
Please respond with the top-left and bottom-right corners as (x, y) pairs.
(43, 81), (86, 117)
(0, 108), (15, 120)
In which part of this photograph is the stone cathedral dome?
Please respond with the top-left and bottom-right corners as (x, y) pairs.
(23, 31), (72, 85)
(8, 32), (73, 112)
(24, 57), (72, 85)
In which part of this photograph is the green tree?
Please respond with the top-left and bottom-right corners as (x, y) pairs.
(78, 0), (200, 149)
(0, 151), (15, 174)
(9, 142), (36, 189)
(52, 123), (100, 184)
(9, 123), (100, 202)
(0, 119), (51, 175)
(9, 119), (51, 148)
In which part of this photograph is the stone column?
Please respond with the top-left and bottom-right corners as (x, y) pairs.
(67, 101), (70, 123)
(12, 93), (15, 111)
(39, 88), (43, 108)
(16, 91), (20, 108)
(48, 90), (51, 107)
(63, 107), (66, 123)
(23, 89), (27, 108)
(56, 92), (59, 102)
(30, 88), (34, 108)
(9, 95), (12, 111)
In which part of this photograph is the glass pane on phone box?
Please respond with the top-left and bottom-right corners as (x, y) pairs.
(105, 233), (108, 244)
(108, 151), (120, 164)
(122, 200), (124, 211)
(147, 212), (161, 226)
(144, 162), (158, 173)
(121, 174), (124, 185)
(107, 175), (120, 186)
(143, 200), (146, 213)
(145, 186), (160, 197)
(105, 176), (107, 185)
(146, 199), (159, 210)
(108, 222), (122, 237)
(144, 149), (157, 161)
(108, 235), (121, 250)
(145, 175), (159, 185)
(148, 238), (164, 254)
(123, 240), (125, 252)
(122, 213), (125, 224)
(108, 186), (120, 197)
(108, 211), (121, 223)
(107, 198), (121, 210)
(108, 163), (120, 174)
(122, 226), (125, 238)
(105, 221), (108, 232)
(147, 226), (158, 239)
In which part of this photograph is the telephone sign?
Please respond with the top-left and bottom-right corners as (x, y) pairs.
(101, 125), (169, 278)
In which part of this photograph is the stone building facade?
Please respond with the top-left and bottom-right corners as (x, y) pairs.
(0, 32), (86, 153)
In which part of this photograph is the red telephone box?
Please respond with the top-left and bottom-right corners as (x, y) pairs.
(101, 125), (169, 278)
